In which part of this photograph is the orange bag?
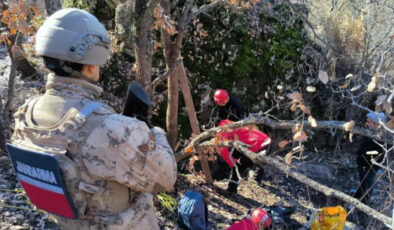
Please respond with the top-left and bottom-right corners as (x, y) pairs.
(310, 206), (347, 230)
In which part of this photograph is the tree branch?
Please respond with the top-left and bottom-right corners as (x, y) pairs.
(152, 57), (183, 89)
(190, 139), (394, 228)
(176, 0), (193, 46)
(187, 115), (393, 149)
(146, 0), (160, 12)
(227, 142), (393, 228)
(184, 0), (241, 27)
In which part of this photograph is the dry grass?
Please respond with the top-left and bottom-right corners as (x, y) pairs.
(323, 0), (366, 59)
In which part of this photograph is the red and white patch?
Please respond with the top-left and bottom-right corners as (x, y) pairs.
(17, 173), (76, 218)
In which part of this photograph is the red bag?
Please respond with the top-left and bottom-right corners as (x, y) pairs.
(218, 119), (270, 167)
(227, 218), (255, 230)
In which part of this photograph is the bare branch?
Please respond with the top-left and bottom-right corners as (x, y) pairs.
(371, 159), (394, 174)
(186, 115), (393, 149)
(186, 138), (394, 227)
(176, 0), (193, 46)
(153, 58), (183, 89)
(147, 0), (160, 12)
(184, 0), (241, 27)
(283, 0), (344, 57)
(376, 47), (394, 74)
(4, 46), (17, 118)
(229, 142), (393, 228)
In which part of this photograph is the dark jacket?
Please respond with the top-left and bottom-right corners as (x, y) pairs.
(354, 137), (386, 204)
(217, 96), (247, 124)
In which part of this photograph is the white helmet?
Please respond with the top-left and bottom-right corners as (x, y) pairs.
(35, 8), (111, 66)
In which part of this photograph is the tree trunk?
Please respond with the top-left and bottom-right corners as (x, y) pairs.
(0, 57), (17, 154)
(178, 68), (199, 134)
(133, 0), (156, 96)
(45, 0), (62, 15)
(0, 93), (5, 153)
(162, 43), (179, 148)
(178, 63), (213, 183)
(160, 0), (179, 148)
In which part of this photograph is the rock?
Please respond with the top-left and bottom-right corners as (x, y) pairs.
(114, 2), (134, 52)
(295, 163), (335, 181)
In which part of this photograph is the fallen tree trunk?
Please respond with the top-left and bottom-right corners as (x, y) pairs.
(197, 140), (393, 228)
(177, 115), (393, 161)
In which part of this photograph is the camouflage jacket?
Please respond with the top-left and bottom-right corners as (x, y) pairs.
(11, 74), (177, 230)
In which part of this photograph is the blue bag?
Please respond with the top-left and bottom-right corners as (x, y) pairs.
(177, 190), (208, 230)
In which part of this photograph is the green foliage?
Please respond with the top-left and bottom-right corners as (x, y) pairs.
(183, 5), (309, 111)
(62, 0), (90, 11)
(100, 52), (133, 97)
(157, 193), (177, 213)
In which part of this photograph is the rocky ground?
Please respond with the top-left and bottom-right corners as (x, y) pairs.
(1, 144), (391, 229)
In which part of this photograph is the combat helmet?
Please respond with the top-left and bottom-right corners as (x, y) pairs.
(36, 8), (111, 66)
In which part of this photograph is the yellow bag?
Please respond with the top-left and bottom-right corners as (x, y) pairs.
(310, 206), (347, 230)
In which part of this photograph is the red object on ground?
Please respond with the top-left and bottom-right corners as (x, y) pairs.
(214, 89), (230, 106)
(251, 208), (271, 229)
(218, 119), (270, 167)
(227, 218), (255, 230)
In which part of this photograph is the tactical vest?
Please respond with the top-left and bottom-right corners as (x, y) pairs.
(10, 96), (136, 226)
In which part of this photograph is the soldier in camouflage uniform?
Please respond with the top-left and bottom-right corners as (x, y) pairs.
(10, 8), (177, 230)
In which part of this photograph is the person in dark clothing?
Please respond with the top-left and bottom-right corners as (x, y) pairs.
(211, 89), (265, 193)
(213, 89), (247, 123)
(353, 112), (388, 204)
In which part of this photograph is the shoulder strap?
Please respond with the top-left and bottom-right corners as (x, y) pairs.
(79, 102), (103, 118)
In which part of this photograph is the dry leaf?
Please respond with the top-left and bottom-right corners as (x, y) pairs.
(308, 116), (317, 127)
(318, 70), (329, 84)
(349, 132), (354, 143)
(187, 155), (198, 173)
(292, 124), (302, 133)
(375, 95), (387, 105)
(264, 92), (269, 99)
(285, 152), (293, 165)
(278, 140), (290, 149)
(277, 85), (283, 90)
(367, 76), (378, 92)
(290, 102), (298, 112)
(375, 104), (382, 112)
(306, 86), (316, 92)
(383, 101), (392, 114)
(293, 131), (308, 142)
(388, 119), (394, 129)
(287, 92), (302, 100)
(338, 82), (349, 89)
(345, 74), (354, 79)
(343, 120), (355, 132)
(299, 104), (311, 115)
(366, 150), (379, 155)
(350, 85), (361, 92)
